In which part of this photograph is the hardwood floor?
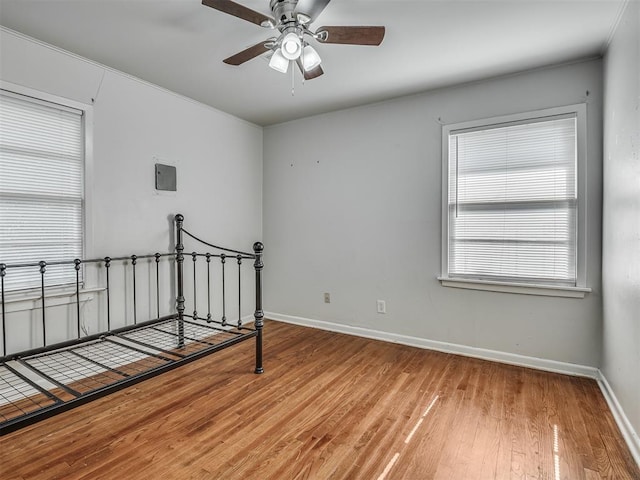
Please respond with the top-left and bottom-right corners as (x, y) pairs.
(1, 320), (638, 479)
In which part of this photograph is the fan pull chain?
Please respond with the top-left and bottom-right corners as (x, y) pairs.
(301, 47), (306, 87)
(291, 60), (295, 96)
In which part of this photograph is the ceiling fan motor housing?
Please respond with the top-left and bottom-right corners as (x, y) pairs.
(270, 0), (299, 26)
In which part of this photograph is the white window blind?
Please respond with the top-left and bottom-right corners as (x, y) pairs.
(0, 90), (84, 291)
(447, 114), (577, 286)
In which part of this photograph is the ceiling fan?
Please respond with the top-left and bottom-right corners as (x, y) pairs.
(202, 0), (386, 80)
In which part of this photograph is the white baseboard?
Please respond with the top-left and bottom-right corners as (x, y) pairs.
(265, 311), (640, 468)
(266, 312), (599, 378)
(597, 371), (640, 467)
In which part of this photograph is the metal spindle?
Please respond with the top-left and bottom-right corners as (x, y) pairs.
(221, 254), (227, 326)
(131, 255), (137, 325)
(104, 257), (111, 331)
(74, 259), (81, 338)
(155, 253), (161, 320)
(175, 214), (185, 348)
(1, 263), (6, 356)
(39, 261), (46, 347)
(237, 255), (242, 327)
(192, 252), (197, 319)
(253, 242), (264, 374)
(206, 253), (212, 322)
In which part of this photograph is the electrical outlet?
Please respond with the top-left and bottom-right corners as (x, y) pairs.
(324, 292), (330, 303)
(377, 300), (386, 314)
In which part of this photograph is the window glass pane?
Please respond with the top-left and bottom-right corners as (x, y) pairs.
(447, 115), (577, 286)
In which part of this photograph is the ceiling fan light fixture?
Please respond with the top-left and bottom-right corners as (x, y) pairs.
(281, 32), (302, 60)
(302, 45), (322, 71)
(268, 49), (289, 73)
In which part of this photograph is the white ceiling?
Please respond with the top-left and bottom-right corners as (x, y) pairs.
(0, 0), (626, 126)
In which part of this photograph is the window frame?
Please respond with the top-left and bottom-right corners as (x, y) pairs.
(0, 80), (94, 296)
(439, 104), (591, 298)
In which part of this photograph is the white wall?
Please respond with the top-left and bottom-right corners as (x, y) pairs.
(602, 0), (640, 454)
(0, 28), (263, 353)
(264, 59), (603, 367)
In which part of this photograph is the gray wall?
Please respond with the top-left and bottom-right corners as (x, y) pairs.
(264, 59), (603, 367)
(602, 0), (640, 450)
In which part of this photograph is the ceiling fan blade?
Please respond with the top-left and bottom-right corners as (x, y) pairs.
(296, 59), (324, 80)
(223, 42), (270, 65)
(316, 26), (385, 46)
(202, 0), (273, 27)
(295, 0), (332, 22)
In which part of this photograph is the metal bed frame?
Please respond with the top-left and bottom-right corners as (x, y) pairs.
(0, 214), (264, 435)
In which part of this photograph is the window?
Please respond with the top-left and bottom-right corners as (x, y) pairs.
(440, 105), (590, 297)
(0, 88), (86, 292)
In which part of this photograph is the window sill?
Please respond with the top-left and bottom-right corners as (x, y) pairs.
(2, 286), (106, 313)
(437, 277), (591, 298)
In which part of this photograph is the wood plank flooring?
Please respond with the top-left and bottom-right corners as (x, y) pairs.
(1, 320), (638, 479)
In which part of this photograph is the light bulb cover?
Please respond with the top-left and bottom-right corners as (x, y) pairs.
(281, 32), (302, 60)
(302, 45), (322, 71)
(268, 49), (289, 73)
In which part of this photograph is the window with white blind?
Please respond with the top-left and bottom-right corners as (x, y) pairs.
(440, 105), (590, 297)
(0, 89), (86, 292)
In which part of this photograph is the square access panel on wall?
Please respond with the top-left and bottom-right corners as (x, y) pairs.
(155, 163), (177, 191)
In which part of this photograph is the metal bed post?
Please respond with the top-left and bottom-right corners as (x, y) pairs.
(237, 255), (242, 327)
(221, 254), (227, 326)
(175, 214), (185, 348)
(253, 241), (264, 374)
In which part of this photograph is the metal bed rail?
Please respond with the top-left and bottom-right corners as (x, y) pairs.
(1, 253), (175, 360)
